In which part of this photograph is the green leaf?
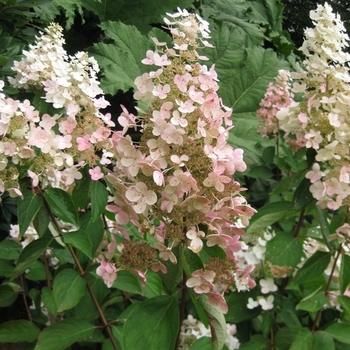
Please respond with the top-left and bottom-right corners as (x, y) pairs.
(0, 238), (21, 260)
(225, 290), (260, 323)
(63, 229), (93, 259)
(41, 287), (58, 316)
(53, 268), (86, 312)
(296, 286), (327, 312)
(25, 260), (47, 280)
(190, 337), (214, 350)
(292, 178), (315, 211)
(18, 188), (43, 236)
(239, 335), (270, 349)
(214, 46), (288, 111)
(338, 295), (350, 318)
(246, 201), (293, 234)
(122, 295), (179, 350)
(265, 231), (303, 267)
(83, 0), (193, 32)
(292, 251), (332, 286)
(35, 319), (95, 350)
(311, 332), (335, 350)
(91, 180), (108, 221)
(0, 259), (14, 277)
(100, 20), (148, 72)
(12, 234), (53, 279)
(44, 188), (79, 226)
(325, 323), (350, 345)
(113, 270), (142, 294)
(89, 43), (135, 94)
(142, 270), (164, 298)
(340, 253), (350, 294)
(200, 295), (227, 350)
(272, 170), (308, 195)
(289, 328), (313, 350)
(33, 204), (51, 237)
(0, 320), (40, 343)
(0, 284), (18, 307)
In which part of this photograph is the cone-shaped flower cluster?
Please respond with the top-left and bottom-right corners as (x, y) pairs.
(260, 3), (350, 210)
(0, 23), (114, 194)
(104, 8), (255, 298)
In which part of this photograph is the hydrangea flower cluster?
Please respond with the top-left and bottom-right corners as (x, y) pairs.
(264, 3), (350, 210)
(101, 8), (255, 303)
(0, 23), (114, 195)
(257, 70), (307, 150)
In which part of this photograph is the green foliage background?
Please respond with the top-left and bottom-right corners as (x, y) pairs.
(2, 0), (350, 349)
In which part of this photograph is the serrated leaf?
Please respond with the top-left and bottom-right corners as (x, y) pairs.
(265, 231), (303, 267)
(292, 251), (332, 286)
(18, 188), (43, 236)
(12, 235), (53, 279)
(83, 0), (193, 32)
(246, 201), (293, 234)
(210, 45), (289, 112)
(122, 295), (179, 350)
(89, 43), (136, 94)
(340, 253), (350, 294)
(142, 270), (163, 298)
(63, 229), (93, 259)
(44, 188), (79, 226)
(53, 268), (86, 312)
(91, 180), (108, 221)
(0, 319), (40, 343)
(99, 20), (148, 72)
(325, 323), (350, 345)
(35, 319), (95, 350)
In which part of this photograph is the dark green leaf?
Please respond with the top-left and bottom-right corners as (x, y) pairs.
(53, 268), (86, 312)
(0, 284), (18, 307)
(91, 180), (108, 221)
(18, 188), (43, 236)
(226, 290), (260, 323)
(44, 188), (79, 226)
(63, 229), (93, 259)
(142, 270), (163, 298)
(190, 337), (213, 350)
(289, 328), (313, 350)
(25, 260), (47, 280)
(113, 270), (142, 294)
(292, 178), (315, 211)
(0, 238), (21, 260)
(340, 253), (350, 294)
(265, 231), (303, 267)
(35, 319), (95, 350)
(311, 332), (335, 350)
(325, 323), (350, 345)
(247, 201), (293, 234)
(12, 234), (53, 279)
(41, 287), (57, 316)
(0, 320), (40, 343)
(292, 251), (331, 285)
(296, 286), (327, 312)
(122, 295), (179, 350)
(33, 204), (51, 237)
(0, 259), (14, 277)
(239, 335), (270, 349)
